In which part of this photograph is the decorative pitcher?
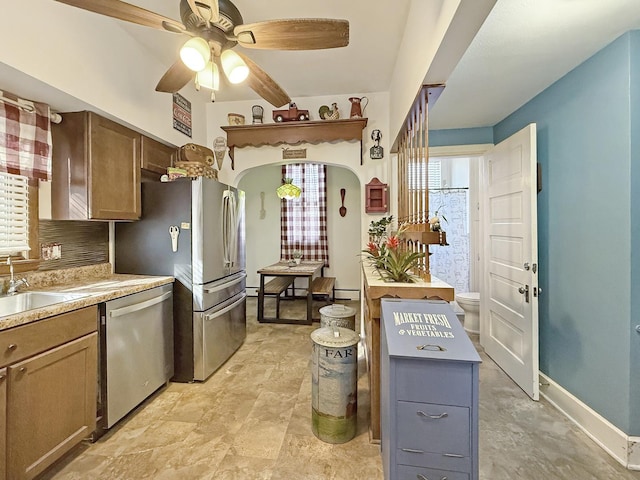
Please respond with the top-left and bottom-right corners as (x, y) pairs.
(348, 96), (368, 118)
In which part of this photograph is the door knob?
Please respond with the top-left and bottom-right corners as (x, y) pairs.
(518, 285), (530, 303)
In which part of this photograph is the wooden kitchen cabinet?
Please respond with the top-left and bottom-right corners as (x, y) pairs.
(0, 368), (5, 480)
(141, 135), (176, 176)
(0, 307), (97, 480)
(52, 111), (141, 220)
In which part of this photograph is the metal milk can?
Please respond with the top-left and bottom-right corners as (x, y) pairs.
(319, 304), (357, 331)
(310, 326), (359, 443)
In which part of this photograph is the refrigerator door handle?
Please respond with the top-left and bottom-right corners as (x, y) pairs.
(204, 272), (246, 293)
(222, 190), (239, 268)
(204, 292), (247, 320)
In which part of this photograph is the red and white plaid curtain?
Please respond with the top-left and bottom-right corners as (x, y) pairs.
(0, 91), (52, 181)
(280, 163), (329, 266)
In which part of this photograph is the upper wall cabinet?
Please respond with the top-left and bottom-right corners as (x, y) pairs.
(52, 112), (145, 221)
(141, 136), (176, 177)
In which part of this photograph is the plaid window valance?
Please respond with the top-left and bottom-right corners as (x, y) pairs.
(0, 90), (52, 181)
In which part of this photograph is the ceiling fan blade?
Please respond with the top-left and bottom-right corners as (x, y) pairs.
(54, 0), (185, 33)
(186, 0), (220, 24)
(156, 61), (194, 93)
(236, 52), (291, 108)
(234, 19), (349, 50)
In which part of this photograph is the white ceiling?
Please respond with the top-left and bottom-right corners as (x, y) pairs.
(3, 0), (640, 131)
(429, 0), (640, 129)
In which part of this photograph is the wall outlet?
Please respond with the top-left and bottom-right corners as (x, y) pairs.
(41, 243), (62, 260)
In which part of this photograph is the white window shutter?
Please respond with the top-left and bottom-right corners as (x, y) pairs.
(0, 172), (30, 255)
(428, 158), (442, 189)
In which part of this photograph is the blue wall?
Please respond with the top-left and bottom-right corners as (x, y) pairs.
(629, 31), (640, 434)
(429, 127), (493, 147)
(431, 31), (639, 434)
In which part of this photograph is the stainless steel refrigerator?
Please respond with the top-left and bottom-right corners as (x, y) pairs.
(115, 177), (246, 382)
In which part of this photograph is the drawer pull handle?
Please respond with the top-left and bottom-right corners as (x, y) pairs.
(19, 367), (26, 373)
(417, 475), (448, 480)
(7, 344), (17, 351)
(401, 448), (424, 454)
(0, 374), (5, 380)
(417, 411), (448, 419)
(443, 453), (464, 458)
(416, 344), (446, 352)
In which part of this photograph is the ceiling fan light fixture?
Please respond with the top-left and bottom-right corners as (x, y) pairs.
(196, 61), (220, 90)
(221, 50), (250, 84)
(180, 37), (211, 72)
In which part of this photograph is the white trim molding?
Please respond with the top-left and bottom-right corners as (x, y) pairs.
(429, 143), (493, 157)
(539, 372), (640, 470)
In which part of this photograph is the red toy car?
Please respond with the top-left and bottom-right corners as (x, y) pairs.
(272, 102), (310, 122)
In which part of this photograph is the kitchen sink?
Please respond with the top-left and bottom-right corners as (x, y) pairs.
(0, 291), (90, 318)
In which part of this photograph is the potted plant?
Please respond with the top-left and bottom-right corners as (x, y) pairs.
(429, 206), (447, 232)
(292, 250), (303, 265)
(362, 217), (425, 283)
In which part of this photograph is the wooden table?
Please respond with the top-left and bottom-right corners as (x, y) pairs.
(257, 261), (324, 325)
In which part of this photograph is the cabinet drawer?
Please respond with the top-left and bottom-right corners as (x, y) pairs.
(397, 449), (471, 474)
(397, 401), (470, 456)
(396, 358), (473, 406)
(0, 306), (97, 367)
(397, 464), (469, 480)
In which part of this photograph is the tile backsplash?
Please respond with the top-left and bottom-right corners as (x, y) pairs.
(39, 220), (109, 271)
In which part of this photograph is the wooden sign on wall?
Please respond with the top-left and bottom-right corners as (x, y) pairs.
(282, 148), (306, 160)
(172, 93), (192, 138)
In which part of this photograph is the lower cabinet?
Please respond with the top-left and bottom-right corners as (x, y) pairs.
(0, 367), (6, 480)
(380, 299), (481, 480)
(0, 307), (97, 480)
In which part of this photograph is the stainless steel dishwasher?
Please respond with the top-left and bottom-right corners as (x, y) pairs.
(97, 284), (173, 434)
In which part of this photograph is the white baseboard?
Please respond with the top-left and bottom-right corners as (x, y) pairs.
(539, 372), (639, 470)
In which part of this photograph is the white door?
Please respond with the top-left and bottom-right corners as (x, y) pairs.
(480, 123), (539, 400)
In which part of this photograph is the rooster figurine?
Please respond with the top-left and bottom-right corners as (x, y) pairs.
(319, 102), (340, 120)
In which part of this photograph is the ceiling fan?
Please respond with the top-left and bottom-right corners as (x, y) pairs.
(54, 0), (350, 107)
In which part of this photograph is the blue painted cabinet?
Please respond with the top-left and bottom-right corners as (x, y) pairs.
(380, 299), (481, 480)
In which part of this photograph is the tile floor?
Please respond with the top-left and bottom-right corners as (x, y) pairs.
(41, 297), (640, 480)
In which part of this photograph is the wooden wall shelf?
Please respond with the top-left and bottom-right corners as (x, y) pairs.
(221, 118), (368, 169)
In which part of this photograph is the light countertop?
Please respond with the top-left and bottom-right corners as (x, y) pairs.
(0, 263), (173, 331)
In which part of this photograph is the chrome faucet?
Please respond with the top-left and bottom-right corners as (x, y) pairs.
(5, 258), (29, 295)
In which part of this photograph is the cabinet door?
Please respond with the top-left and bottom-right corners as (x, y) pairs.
(6, 333), (97, 480)
(0, 368), (6, 480)
(88, 113), (141, 220)
(141, 135), (176, 175)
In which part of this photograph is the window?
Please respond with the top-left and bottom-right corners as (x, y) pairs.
(0, 172), (30, 256)
(407, 158), (441, 190)
(280, 163), (329, 266)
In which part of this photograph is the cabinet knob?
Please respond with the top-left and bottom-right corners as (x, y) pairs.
(0, 374), (5, 381)
(19, 367), (26, 373)
(7, 344), (17, 351)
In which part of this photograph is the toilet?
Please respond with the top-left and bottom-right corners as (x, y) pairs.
(455, 292), (480, 334)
